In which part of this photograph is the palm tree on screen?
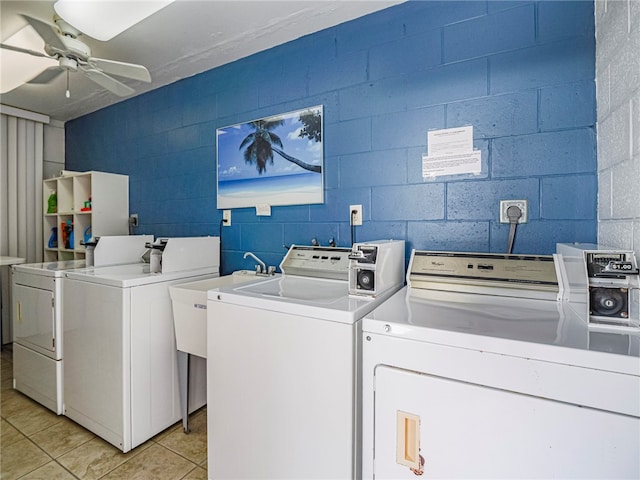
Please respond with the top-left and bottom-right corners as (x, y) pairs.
(239, 112), (322, 174)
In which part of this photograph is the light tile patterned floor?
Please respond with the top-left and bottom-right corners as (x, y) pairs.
(0, 345), (207, 480)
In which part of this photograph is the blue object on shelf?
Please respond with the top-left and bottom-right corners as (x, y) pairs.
(84, 225), (92, 243)
(48, 227), (58, 248)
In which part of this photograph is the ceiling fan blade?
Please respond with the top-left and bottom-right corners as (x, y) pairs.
(20, 15), (66, 51)
(89, 57), (151, 83)
(0, 43), (49, 58)
(28, 67), (64, 84)
(82, 68), (135, 97)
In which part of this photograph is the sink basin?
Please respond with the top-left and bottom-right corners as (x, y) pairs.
(169, 270), (273, 357)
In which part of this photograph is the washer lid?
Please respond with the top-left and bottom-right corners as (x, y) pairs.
(64, 262), (218, 287)
(13, 259), (87, 277)
(211, 275), (401, 324)
(363, 287), (640, 375)
(238, 276), (346, 304)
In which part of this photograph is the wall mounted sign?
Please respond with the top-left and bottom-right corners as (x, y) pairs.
(422, 126), (481, 178)
(216, 105), (324, 209)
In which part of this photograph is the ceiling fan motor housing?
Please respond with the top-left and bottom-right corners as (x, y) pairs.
(59, 56), (78, 71)
(58, 36), (91, 61)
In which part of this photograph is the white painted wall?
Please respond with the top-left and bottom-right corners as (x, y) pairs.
(595, 0), (640, 260)
(43, 119), (65, 179)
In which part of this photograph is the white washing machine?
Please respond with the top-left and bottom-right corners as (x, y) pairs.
(206, 240), (405, 480)
(62, 236), (219, 452)
(11, 235), (153, 414)
(362, 249), (640, 479)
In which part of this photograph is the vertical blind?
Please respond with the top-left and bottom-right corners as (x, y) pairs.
(0, 106), (46, 262)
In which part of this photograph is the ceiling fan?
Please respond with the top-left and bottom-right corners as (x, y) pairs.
(0, 14), (151, 97)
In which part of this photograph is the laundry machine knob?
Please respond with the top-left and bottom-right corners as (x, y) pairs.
(357, 270), (375, 290)
(384, 324), (391, 332)
(590, 287), (626, 317)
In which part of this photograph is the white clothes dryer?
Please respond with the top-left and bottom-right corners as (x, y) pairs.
(13, 259), (86, 414)
(362, 249), (640, 479)
(206, 241), (405, 480)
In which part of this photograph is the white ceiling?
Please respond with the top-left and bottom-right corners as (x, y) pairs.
(0, 0), (401, 122)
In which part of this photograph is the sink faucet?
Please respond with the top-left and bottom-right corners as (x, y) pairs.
(243, 251), (266, 274)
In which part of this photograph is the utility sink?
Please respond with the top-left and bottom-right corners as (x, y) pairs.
(170, 270), (273, 358)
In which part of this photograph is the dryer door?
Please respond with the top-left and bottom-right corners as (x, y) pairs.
(13, 284), (56, 358)
(374, 365), (639, 479)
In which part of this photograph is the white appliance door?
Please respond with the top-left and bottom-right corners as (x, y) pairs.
(208, 301), (356, 479)
(13, 284), (56, 357)
(63, 278), (128, 451)
(373, 365), (640, 479)
(12, 342), (63, 413)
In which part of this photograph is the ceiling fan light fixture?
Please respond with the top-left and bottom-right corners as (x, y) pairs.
(53, 0), (175, 41)
(0, 25), (57, 93)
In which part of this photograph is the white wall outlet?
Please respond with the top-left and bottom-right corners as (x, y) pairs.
(222, 210), (231, 226)
(499, 200), (528, 224)
(349, 204), (363, 226)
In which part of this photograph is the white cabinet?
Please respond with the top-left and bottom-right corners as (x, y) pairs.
(373, 365), (640, 479)
(43, 171), (129, 261)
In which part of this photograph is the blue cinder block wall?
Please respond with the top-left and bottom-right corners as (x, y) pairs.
(65, 0), (597, 273)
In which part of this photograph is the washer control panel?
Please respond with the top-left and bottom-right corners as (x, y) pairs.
(280, 246), (352, 280)
(408, 251), (559, 291)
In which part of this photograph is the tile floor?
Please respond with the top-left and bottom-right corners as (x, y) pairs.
(0, 345), (208, 480)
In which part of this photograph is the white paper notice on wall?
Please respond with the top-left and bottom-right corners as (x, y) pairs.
(427, 126), (473, 156)
(256, 204), (272, 216)
(422, 151), (482, 177)
(423, 126), (481, 178)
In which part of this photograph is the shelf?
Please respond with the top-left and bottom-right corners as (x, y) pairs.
(42, 171), (129, 262)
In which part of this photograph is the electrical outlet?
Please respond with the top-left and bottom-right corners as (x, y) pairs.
(222, 210), (231, 226)
(349, 204), (363, 226)
(129, 214), (138, 227)
(499, 200), (528, 224)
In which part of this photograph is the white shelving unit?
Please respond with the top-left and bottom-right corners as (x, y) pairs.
(43, 171), (129, 261)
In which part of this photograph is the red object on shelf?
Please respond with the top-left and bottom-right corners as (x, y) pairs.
(80, 207), (91, 211)
(60, 221), (73, 249)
